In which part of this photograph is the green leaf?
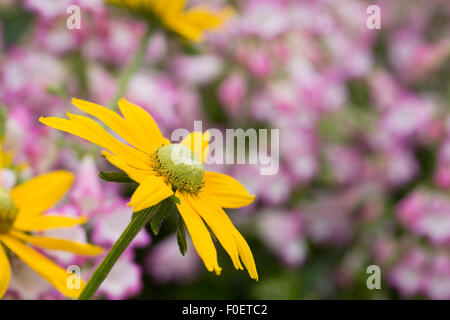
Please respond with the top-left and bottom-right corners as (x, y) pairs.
(150, 198), (177, 236)
(176, 215), (187, 256)
(172, 195), (181, 205)
(98, 171), (134, 183)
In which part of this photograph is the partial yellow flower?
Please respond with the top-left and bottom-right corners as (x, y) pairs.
(0, 170), (104, 299)
(107, 0), (234, 42)
(40, 98), (258, 280)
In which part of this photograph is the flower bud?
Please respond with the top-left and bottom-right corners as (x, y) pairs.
(152, 144), (204, 194)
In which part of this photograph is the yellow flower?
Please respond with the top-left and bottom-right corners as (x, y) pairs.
(0, 170), (104, 299)
(40, 98), (258, 280)
(107, 0), (234, 42)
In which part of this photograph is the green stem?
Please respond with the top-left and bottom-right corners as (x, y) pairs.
(109, 26), (153, 110)
(78, 199), (171, 300)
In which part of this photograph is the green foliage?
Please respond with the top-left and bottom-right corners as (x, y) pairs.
(176, 214), (187, 256)
(99, 171), (135, 183)
(149, 197), (178, 236)
(348, 79), (371, 108)
(0, 6), (33, 48)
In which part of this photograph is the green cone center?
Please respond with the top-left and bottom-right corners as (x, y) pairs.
(0, 187), (18, 233)
(153, 144), (205, 194)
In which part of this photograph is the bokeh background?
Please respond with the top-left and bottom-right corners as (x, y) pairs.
(1, 0), (450, 299)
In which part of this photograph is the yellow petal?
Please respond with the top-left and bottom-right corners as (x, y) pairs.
(189, 193), (258, 280)
(118, 98), (170, 152)
(127, 175), (173, 212)
(202, 171), (255, 209)
(0, 244), (11, 298)
(182, 6), (233, 30)
(0, 143), (3, 186)
(162, 0), (186, 15)
(176, 191), (221, 274)
(67, 111), (150, 164)
(187, 193), (243, 270)
(165, 6), (234, 42)
(151, 0), (167, 13)
(71, 98), (155, 154)
(0, 234), (85, 298)
(14, 215), (87, 232)
(232, 229), (259, 281)
(102, 150), (154, 184)
(164, 18), (204, 42)
(180, 131), (210, 163)
(39, 113), (149, 170)
(11, 231), (104, 256)
(11, 171), (74, 218)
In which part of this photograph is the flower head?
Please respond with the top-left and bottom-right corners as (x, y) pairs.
(0, 169), (103, 299)
(107, 0), (234, 42)
(40, 98), (258, 280)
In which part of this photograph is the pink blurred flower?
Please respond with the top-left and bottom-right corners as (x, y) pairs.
(82, 18), (145, 67)
(0, 48), (67, 111)
(326, 146), (365, 185)
(4, 107), (31, 158)
(379, 95), (434, 140)
(91, 199), (150, 249)
(434, 136), (450, 189)
(280, 126), (319, 184)
(249, 91), (277, 122)
(258, 209), (307, 267)
(103, 20), (146, 66)
(231, 163), (292, 206)
(43, 224), (91, 267)
(145, 235), (201, 285)
(372, 235), (397, 265)
(7, 260), (54, 300)
(324, 30), (373, 78)
(389, 249), (426, 298)
(423, 254), (450, 300)
(269, 80), (299, 112)
(146, 32), (168, 63)
(33, 19), (81, 55)
(303, 194), (355, 246)
(245, 48), (273, 78)
(257, 167), (293, 205)
(239, 0), (289, 39)
(4, 107), (58, 173)
(125, 73), (180, 129)
(41, 202), (89, 267)
(378, 148), (418, 187)
(24, 0), (70, 20)
(71, 156), (103, 215)
(218, 72), (247, 117)
(390, 28), (450, 81)
(173, 87), (202, 129)
(409, 40), (450, 81)
(0, 169), (17, 191)
(434, 164), (450, 189)
(173, 55), (223, 85)
(369, 70), (404, 111)
(74, 0), (104, 14)
(397, 191), (450, 246)
(87, 64), (117, 106)
(298, 73), (348, 113)
(97, 251), (143, 300)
